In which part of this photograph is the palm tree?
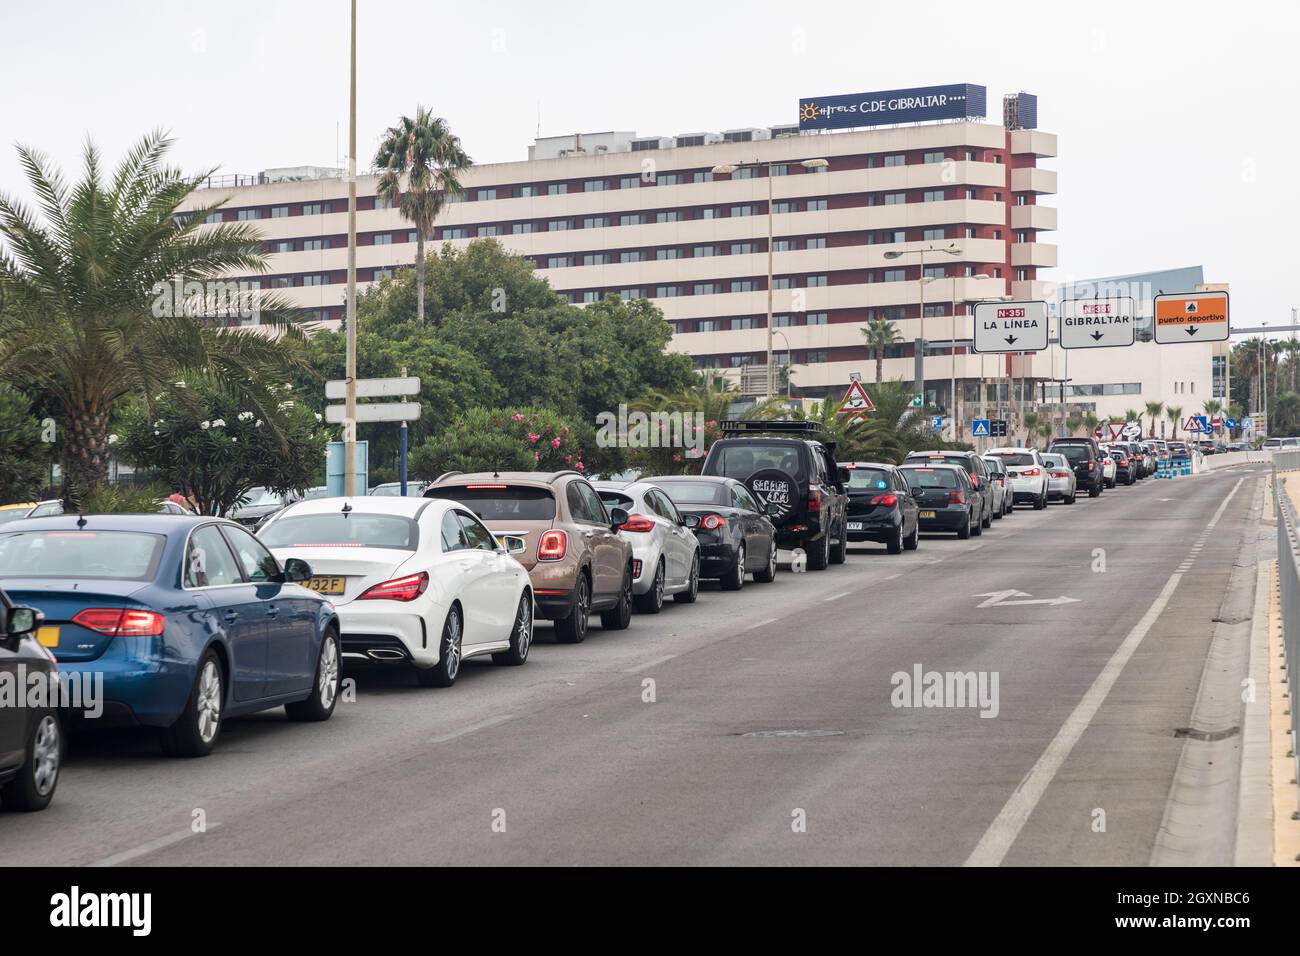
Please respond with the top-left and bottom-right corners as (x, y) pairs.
(0, 132), (304, 502)
(1166, 405), (1183, 439)
(1144, 400), (1164, 438)
(374, 108), (471, 324)
(1082, 412), (1099, 439)
(861, 319), (901, 384)
(1066, 413), (1083, 436)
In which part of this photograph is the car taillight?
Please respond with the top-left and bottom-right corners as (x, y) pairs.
(700, 514), (726, 531)
(619, 515), (656, 533)
(72, 608), (165, 637)
(1022, 467), (1041, 477)
(1051, 471), (1070, 478)
(807, 487), (822, 513)
(947, 490), (966, 505)
(358, 571), (429, 602)
(1087, 460), (1096, 469)
(869, 493), (898, 507)
(537, 530), (568, 560)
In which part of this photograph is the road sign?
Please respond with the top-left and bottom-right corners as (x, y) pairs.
(929, 415), (944, 431)
(325, 376), (421, 400)
(325, 402), (421, 424)
(1153, 290), (1229, 344)
(991, 419), (1008, 437)
(1122, 422), (1143, 440)
(909, 393), (923, 408)
(1059, 297), (1136, 350)
(973, 300), (1049, 353)
(1183, 415), (1208, 434)
(1107, 421), (1126, 441)
(837, 380), (875, 415)
(1225, 417), (1238, 429)
(972, 419), (991, 437)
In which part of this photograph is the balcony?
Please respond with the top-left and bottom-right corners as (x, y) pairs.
(1011, 204), (1057, 232)
(1011, 242), (1058, 268)
(1010, 167), (1057, 195)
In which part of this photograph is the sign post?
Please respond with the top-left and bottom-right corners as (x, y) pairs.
(326, 377), (421, 495)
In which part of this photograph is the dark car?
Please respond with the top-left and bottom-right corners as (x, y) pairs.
(0, 515), (342, 757)
(897, 463), (983, 539)
(1104, 444), (1136, 485)
(842, 462), (920, 554)
(652, 476), (778, 590)
(903, 450), (995, 529)
(699, 421), (848, 571)
(1049, 438), (1104, 497)
(0, 589), (62, 811)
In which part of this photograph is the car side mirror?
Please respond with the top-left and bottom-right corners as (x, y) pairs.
(283, 557), (312, 583)
(609, 507), (629, 530)
(7, 605), (41, 637)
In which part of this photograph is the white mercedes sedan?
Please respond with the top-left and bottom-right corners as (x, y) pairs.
(258, 496), (532, 688)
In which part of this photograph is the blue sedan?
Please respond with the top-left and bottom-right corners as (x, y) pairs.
(0, 514), (342, 757)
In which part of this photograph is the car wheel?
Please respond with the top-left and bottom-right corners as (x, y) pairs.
(753, 539), (778, 582)
(0, 712), (61, 811)
(633, 560), (666, 614)
(285, 627), (340, 721)
(981, 505), (992, 528)
(806, 530), (830, 571)
(887, 523), (903, 554)
(992, 498), (1002, 520)
(1066, 489), (1077, 504)
(1034, 491), (1047, 510)
(553, 573), (591, 644)
(957, 513), (972, 539)
(1089, 483), (1101, 498)
(720, 543), (746, 590)
(600, 567), (634, 630)
(492, 591), (533, 666)
(972, 510), (984, 535)
(161, 651), (224, 758)
(673, 554), (700, 604)
(416, 605), (462, 687)
(903, 522), (920, 551)
(830, 518), (848, 564)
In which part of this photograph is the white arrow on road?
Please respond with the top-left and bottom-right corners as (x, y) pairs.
(975, 590), (1080, 609)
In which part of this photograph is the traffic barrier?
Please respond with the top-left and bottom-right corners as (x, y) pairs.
(1273, 471), (1300, 813)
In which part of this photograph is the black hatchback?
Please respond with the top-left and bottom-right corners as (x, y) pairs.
(843, 462), (920, 554)
(0, 587), (62, 811)
(897, 463), (983, 539)
(903, 450), (995, 530)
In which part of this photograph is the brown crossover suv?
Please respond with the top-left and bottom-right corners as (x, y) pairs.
(424, 471), (634, 643)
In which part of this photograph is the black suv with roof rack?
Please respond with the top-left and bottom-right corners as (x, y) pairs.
(699, 421), (849, 570)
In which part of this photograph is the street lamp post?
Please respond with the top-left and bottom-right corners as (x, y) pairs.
(712, 157), (828, 401)
(884, 243), (961, 411)
(343, 0), (359, 496)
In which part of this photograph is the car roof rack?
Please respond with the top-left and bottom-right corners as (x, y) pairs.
(719, 420), (825, 436)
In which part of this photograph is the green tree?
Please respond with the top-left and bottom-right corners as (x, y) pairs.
(1144, 401), (1164, 439)
(0, 385), (48, 502)
(861, 319), (902, 384)
(410, 407), (608, 478)
(374, 108), (471, 325)
(1166, 405), (1183, 439)
(0, 132), (306, 505)
(116, 378), (328, 516)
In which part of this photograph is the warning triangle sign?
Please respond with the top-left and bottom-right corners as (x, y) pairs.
(1183, 416), (1202, 433)
(837, 380), (875, 415)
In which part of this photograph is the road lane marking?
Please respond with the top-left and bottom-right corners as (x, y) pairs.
(88, 824), (223, 868)
(625, 654), (676, 673)
(827, 591), (852, 602)
(429, 714), (515, 744)
(964, 476), (1245, 867)
(745, 617), (780, 631)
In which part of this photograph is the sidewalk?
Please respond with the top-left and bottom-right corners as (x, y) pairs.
(1265, 475), (1300, 864)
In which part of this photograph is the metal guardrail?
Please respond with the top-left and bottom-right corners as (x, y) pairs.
(1273, 450), (1300, 813)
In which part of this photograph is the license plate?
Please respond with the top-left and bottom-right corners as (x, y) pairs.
(919, 511), (937, 519)
(847, 522), (863, 531)
(306, 576), (345, 595)
(37, 626), (59, 648)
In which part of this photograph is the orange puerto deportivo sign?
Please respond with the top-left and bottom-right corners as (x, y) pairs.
(1153, 291), (1229, 344)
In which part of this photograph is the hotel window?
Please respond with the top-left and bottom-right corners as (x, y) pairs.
(807, 312), (828, 325)
(619, 176), (640, 189)
(806, 351), (829, 364)
(880, 306), (905, 322)
(923, 189), (945, 203)
(582, 291), (600, 303)
(807, 274), (828, 287)
(698, 319), (723, 332)
(1016, 231), (1029, 243)
(271, 206), (289, 218)
(806, 237), (826, 250)
(965, 149), (978, 161)
(205, 213), (222, 224)
(965, 266), (977, 277)
(866, 156), (878, 168)
(656, 173), (684, 186)
(302, 202), (331, 215)
(923, 151), (946, 164)
(694, 245), (717, 257)
(620, 251), (644, 263)
(583, 216), (609, 229)
(619, 213), (646, 226)
(374, 268), (393, 281)
(273, 276), (294, 288)
(884, 192), (906, 205)
(773, 314), (793, 328)
(656, 210), (683, 223)
(773, 278), (792, 290)
(732, 167), (756, 180)
(513, 222), (538, 235)
(965, 188), (978, 200)
(992, 229), (1002, 239)
(887, 229), (906, 243)
(515, 185), (539, 198)
(730, 205), (754, 217)
(731, 355), (754, 367)
(373, 196), (392, 210)
(809, 163), (827, 174)
(547, 256), (573, 268)
(884, 269), (906, 283)
(303, 274), (325, 286)
(583, 253), (610, 266)
(923, 228), (945, 241)
(584, 179), (606, 192)
(991, 191), (1002, 202)
(701, 208), (720, 219)
(924, 304), (946, 317)
(272, 240), (292, 254)
(655, 286), (681, 298)
(806, 199), (828, 211)
(548, 219), (571, 231)
(923, 265), (945, 279)
(731, 242), (755, 256)
(965, 227), (977, 239)
(444, 227), (470, 239)
(694, 283), (719, 295)
(237, 208), (260, 221)
(303, 238), (327, 251)
(993, 267), (1002, 278)
(1016, 195), (1028, 206)
(408, 231), (418, 242)
(884, 154), (905, 167)
(692, 171), (714, 183)
(731, 280), (756, 293)
(657, 248), (682, 260)
(1016, 268), (1029, 281)
(478, 225), (500, 237)
(773, 239), (792, 252)
(620, 288), (644, 299)
(476, 188), (497, 201)
(547, 183), (567, 196)
(772, 201), (793, 214)
(733, 317), (758, 330)
(770, 164), (789, 176)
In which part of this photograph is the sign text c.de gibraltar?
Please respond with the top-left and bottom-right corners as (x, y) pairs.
(798, 83), (987, 132)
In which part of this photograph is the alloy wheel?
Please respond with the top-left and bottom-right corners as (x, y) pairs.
(31, 715), (60, 796)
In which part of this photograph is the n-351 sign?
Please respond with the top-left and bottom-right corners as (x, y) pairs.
(972, 301), (1048, 353)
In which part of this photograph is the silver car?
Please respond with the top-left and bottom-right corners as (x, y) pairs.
(594, 480), (701, 613)
(1041, 453), (1078, 504)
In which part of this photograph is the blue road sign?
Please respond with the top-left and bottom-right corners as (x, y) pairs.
(1192, 415), (1209, 433)
(930, 415), (944, 430)
(972, 419), (991, 437)
(1226, 417), (1238, 429)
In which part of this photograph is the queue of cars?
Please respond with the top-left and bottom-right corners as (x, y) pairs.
(0, 421), (1169, 812)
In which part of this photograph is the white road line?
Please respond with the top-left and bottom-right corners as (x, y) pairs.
(963, 477), (1245, 867)
(625, 654), (676, 673)
(88, 824), (222, 868)
(745, 617), (780, 631)
(827, 591), (852, 602)
(429, 713), (515, 744)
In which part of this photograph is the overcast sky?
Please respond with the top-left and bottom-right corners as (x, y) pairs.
(2, 0), (1295, 332)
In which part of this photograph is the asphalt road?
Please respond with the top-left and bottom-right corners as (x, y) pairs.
(0, 464), (1264, 866)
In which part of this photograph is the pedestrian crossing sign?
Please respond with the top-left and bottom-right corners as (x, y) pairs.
(972, 419), (991, 437)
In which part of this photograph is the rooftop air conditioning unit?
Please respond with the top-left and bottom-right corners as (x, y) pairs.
(630, 137), (673, 152)
(769, 125), (800, 139)
(723, 128), (770, 143)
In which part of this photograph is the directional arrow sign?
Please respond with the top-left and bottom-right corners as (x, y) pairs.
(974, 590), (1080, 609)
(325, 402), (421, 424)
(972, 301), (1048, 353)
(326, 376), (421, 400)
(1153, 290), (1229, 345)
(1060, 297), (1136, 350)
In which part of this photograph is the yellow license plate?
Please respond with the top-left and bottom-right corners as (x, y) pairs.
(306, 576), (345, 595)
(37, 626), (59, 648)
(919, 511), (937, 519)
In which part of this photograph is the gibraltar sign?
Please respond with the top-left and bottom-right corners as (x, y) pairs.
(798, 83), (987, 131)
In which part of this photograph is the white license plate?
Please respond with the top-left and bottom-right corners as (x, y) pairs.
(847, 522), (863, 531)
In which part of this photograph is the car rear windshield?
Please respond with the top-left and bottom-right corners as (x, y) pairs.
(846, 468), (891, 491)
(899, 467), (960, 489)
(712, 442), (806, 480)
(994, 452), (1036, 466)
(657, 481), (729, 506)
(910, 454), (973, 474)
(1056, 445), (1091, 462)
(0, 529), (165, 580)
(424, 486), (556, 521)
(260, 514), (419, 550)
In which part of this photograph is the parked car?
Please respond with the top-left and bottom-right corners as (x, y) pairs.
(1102, 444), (1135, 485)
(699, 420), (848, 571)
(985, 447), (1049, 510)
(593, 481), (701, 612)
(0, 588), (61, 811)
(896, 462), (983, 539)
(842, 462), (920, 553)
(1041, 453), (1078, 504)
(259, 496), (533, 686)
(424, 471), (633, 643)
(905, 451), (995, 527)
(227, 487), (302, 528)
(978, 455), (1012, 518)
(1097, 448), (1117, 488)
(1048, 438), (1105, 498)
(651, 476), (778, 589)
(0, 514), (342, 757)
(0, 501), (61, 526)
(370, 481), (430, 498)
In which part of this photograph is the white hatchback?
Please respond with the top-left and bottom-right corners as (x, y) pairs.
(985, 447), (1049, 510)
(594, 481), (701, 613)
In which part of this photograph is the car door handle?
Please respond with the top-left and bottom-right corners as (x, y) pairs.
(222, 611), (239, 623)
(266, 606), (279, 618)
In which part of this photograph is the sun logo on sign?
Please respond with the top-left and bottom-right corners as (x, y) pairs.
(800, 102), (818, 122)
